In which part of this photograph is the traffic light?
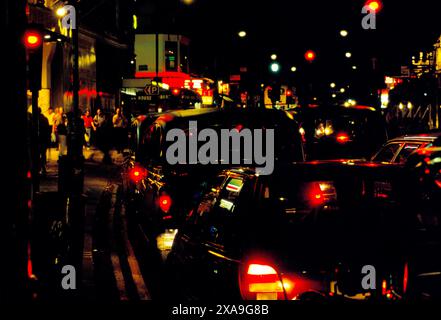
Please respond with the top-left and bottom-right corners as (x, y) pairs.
(270, 62), (281, 73)
(23, 28), (43, 91)
(305, 50), (316, 62)
(365, 0), (382, 12)
(23, 30), (42, 50)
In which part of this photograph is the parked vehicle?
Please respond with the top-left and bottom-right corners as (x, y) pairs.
(371, 131), (441, 164)
(166, 162), (412, 301)
(122, 108), (304, 243)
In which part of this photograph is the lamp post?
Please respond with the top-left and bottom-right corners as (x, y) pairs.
(56, 3), (84, 195)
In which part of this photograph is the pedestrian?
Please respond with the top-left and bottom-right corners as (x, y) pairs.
(53, 106), (64, 148)
(82, 109), (95, 149)
(57, 114), (68, 156)
(112, 107), (128, 153)
(94, 108), (112, 164)
(38, 108), (51, 175)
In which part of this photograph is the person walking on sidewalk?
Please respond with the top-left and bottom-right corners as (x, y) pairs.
(38, 108), (51, 175)
(82, 109), (95, 149)
(94, 108), (112, 164)
(52, 107), (64, 148)
(112, 107), (128, 153)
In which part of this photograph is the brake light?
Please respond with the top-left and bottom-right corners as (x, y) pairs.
(240, 262), (285, 300)
(435, 179), (441, 189)
(403, 262), (409, 295)
(159, 194), (172, 213)
(306, 182), (325, 207)
(129, 166), (147, 183)
(304, 181), (337, 207)
(336, 133), (350, 144)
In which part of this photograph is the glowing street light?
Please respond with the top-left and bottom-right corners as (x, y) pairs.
(291, 66), (297, 72)
(271, 54), (278, 60)
(270, 62), (280, 73)
(340, 30), (348, 37)
(238, 31), (247, 38)
(340, 88), (346, 93)
(330, 83), (336, 88)
(56, 7), (67, 17)
(345, 52), (352, 58)
(365, 0), (382, 12)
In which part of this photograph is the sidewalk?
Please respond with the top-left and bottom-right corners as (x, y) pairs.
(40, 147), (125, 193)
(35, 147), (126, 300)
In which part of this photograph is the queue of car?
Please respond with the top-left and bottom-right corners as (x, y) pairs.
(122, 104), (441, 301)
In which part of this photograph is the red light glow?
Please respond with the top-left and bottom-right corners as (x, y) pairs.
(306, 182), (325, 207)
(24, 30), (42, 50)
(366, 0), (382, 12)
(336, 133), (350, 144)
(159, 194), (172, 213)
(305, 50), (316, 62)
(129, 166), (147, 183)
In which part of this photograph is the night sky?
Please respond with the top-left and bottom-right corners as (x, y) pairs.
(179, 0), (440, 76)
(81, 0), (440, 101)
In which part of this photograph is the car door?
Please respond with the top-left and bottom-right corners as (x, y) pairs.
(167, 174), (227, 300)
(195, 174), (251, 300)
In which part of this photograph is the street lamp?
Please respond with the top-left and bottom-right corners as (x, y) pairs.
(340, 30), (348, 37)
(330, 83), (336, 88)
(291, 66), (297, 72)
(271, 54), (278, 61)
(56, 7), (67, 17)
(345, 52), (352, 58)
(238, 31), (247, 38)
(270, 62), (280, 73)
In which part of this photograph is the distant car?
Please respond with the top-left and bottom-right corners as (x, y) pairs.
(371, 132), (441, 164)
(122, 108), (304, 243)
(292, 105), (388, 160)
(166, 163), (411, 301)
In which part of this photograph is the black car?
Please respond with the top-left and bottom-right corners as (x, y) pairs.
(292, 105), (388, 160)
(371, 132), (441, 164)
(166, 162), (412, 301)
(122, 108), (304, 243)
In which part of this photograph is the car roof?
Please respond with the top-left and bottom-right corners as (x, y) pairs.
(301, 104), (377, 113)
(388, 132), (441, 143)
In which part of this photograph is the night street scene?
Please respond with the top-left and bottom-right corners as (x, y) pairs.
(2, 0), (441, 312)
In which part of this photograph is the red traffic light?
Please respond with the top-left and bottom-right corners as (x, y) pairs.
(305, 50), (316, 62)
(286, 90), (293, 97)
(23, 30), (42, 50)
(365, 0), (382, 12)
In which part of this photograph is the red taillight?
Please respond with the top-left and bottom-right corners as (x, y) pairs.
(240, 262), (285, 300)
(159, 194), (172, 213)
(403, 262), (409, 295)
(336, 133), (350, 144)
(435, 179), (441, 188)
(305, 182), (325, 207)
(129, 166), (147, 183)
